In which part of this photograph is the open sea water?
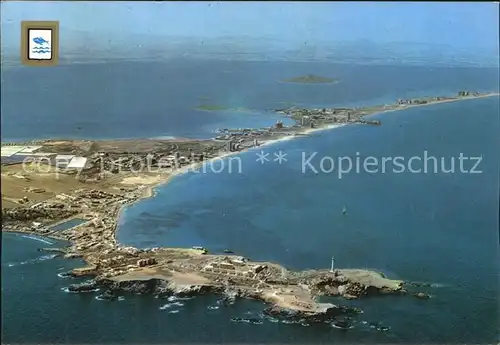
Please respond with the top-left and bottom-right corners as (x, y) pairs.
(1, 60), (499, 343)
(1, 60), (498, 141)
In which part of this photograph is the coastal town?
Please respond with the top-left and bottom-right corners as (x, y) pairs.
(1, 90), (496, 325)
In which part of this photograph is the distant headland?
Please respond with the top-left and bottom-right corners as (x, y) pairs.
(281, 74), (340, 84)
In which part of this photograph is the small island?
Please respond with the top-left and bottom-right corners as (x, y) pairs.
(281, 74), (340, 84)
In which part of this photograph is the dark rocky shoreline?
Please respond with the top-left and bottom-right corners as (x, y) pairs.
(64, 271), (430, 327)
(66, 276), (364, 325)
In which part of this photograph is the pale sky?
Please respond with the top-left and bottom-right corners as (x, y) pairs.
(2, 1), (499, 51)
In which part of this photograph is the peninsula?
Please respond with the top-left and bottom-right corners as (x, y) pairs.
(2, 90), (497, 323)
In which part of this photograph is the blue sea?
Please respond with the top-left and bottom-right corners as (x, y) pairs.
(1, 60), (498, 141)
(1, 60), (499, 343)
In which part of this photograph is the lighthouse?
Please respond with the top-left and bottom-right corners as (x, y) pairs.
(330, 256), (335, 272)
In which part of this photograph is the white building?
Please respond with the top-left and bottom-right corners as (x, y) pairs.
(1, 146), (25, 157)
(67, 157), (89, 169)
(55, 155), (75, 168)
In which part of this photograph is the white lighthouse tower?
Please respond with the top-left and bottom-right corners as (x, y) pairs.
(330, 256), (335, 272)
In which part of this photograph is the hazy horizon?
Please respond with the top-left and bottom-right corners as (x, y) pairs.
(1, 2), (499, 66)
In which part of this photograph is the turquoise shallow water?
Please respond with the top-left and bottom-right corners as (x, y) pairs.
(1, 62), (499, 344)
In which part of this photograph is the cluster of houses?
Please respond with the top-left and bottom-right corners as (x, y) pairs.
(396, 98), (431, 105)
(397, 92), (481, 106)
(458, 91), (480, 97)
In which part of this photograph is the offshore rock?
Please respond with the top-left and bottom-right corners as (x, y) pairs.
(414, 292), (431, 299)
(332, 317), (354, 330)
(231, 317), (263, 325)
